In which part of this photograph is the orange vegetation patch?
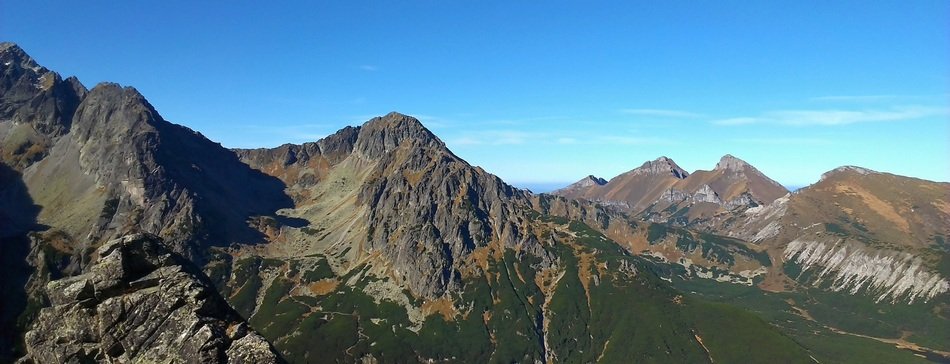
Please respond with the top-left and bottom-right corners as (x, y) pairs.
(758, 250), (796, 293)
(309, 278), (339, 295)
(575, 251), (595, 306)
(422, 297), (457, 321)
(933, 200), (950, 216)
(834, 184), (910, 233)
(534, 267), (562, 296)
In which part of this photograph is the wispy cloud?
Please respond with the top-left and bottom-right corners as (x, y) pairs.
(809, 94), (949, 103)
(620, 108), (704, 118)
(809, 95), (902, 102)
(358, 64), (379, 71)
(729, 137), (834, 145)
(712, 106), (948, 126)
(447, 129), (676, 147)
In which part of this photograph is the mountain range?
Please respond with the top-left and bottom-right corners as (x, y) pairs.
(1, 42), (948, 363)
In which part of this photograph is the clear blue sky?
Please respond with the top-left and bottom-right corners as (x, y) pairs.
(2, 1), (948, 190)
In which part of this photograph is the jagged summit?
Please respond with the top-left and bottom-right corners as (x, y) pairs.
(0, 41), (22, 51)
(1, 42), (46, 74)
(354, 111), (450, 160)
(628, 156), (689, 179)
(715, 154), (750, 171)
(582, 174), (608, 185)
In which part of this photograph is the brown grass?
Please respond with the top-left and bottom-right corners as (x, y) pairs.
(309, 278), (339, 295)
(835, 184), (910, 233)
(421, 297), (457, 321)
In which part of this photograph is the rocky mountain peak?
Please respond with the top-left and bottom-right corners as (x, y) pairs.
(715, 154), (750, 172)
(552, 175), (607, 194)
(0, 42), (45, 73)
(582, 174), (608, 186)
(630, 156), (689, 179)
(820, 165), (878, 181)
(354, 111), (447, 160)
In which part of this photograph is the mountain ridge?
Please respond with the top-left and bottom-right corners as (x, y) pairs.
(2, 41), (948, 363)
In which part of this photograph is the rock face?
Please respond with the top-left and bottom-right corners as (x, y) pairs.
(235, 112), (544, 299)
(784, 238), (949, 303)
(1, 42), (294, 262)
(21, 233), (281, 363)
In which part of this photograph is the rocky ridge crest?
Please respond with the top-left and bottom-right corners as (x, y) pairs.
(21, 233), (281, 363)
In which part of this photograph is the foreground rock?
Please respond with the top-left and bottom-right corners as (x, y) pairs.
(20, 234), (281, 363)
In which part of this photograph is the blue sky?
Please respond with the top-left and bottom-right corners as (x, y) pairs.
(2, 1), (948, 190)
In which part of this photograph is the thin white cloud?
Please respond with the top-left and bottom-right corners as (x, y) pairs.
(809, 95), (902, 102)
(810, 94), (949, 103)
(712, 117), (759, 126)
(712, 106), (948, 126)
(729, 137), (833, 145)
(359, 65), (379, 71)
(620, 108), (704, 118)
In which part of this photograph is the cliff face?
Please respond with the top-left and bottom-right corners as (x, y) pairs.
(21, 234), (281, 363)
(783, 238), (948, 303)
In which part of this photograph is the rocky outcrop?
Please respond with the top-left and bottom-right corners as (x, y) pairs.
(355, 113), (543, 298)
(21, 233), (281, 363)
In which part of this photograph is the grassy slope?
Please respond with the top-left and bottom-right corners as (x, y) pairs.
(229, 218), (814, 363)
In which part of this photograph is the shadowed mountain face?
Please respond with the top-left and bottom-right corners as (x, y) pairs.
(1, 43), (293, 361)
(2, 41), (949, 363)
(1, 42), (295, 261)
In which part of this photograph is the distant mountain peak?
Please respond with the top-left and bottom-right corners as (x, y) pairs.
(574, 175), (608, 187)
(820, 165), (879, 181)
(715, 154), (750, 171)
(584, 174), (608, 185)
(631, 156), (689, 179)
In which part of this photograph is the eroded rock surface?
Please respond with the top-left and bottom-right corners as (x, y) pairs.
(21, 233), (281, 363)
